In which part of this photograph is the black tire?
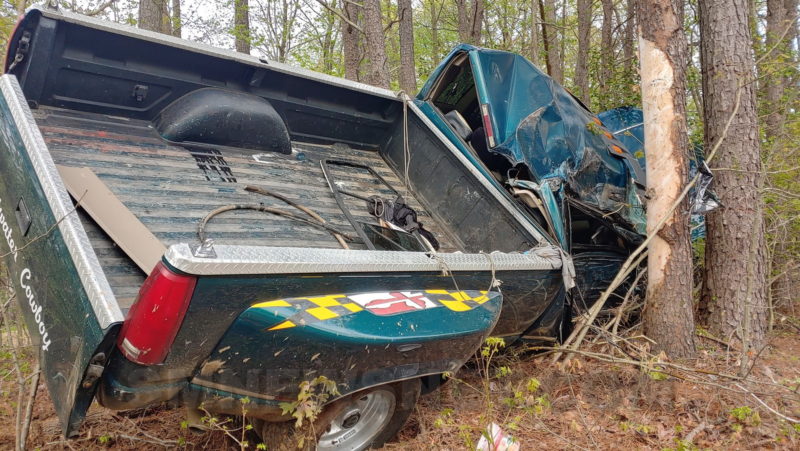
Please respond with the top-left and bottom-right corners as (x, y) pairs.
(314, 378), (421, 450)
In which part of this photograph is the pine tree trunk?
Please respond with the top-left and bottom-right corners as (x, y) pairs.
(764, 0), (789, 136)
(599, 0), (614, 110)
(428, 0), (443, 62)
(321, 4), (338, 74)
(398, 0), (417, 94)
(623, 0), (637, 79)
(530, 0), (541, 65)
(638, 0), (696, 358)
(342, 0), (361, 81)
(575, 0), (591, 106)
(539, 0), (563, 83)
(457, 0), (484, 45)
(457, 0), (470, 42)
(699, 0), (768, 348)
(234, 0), (251, 54)
(469, 0), (485, 44)
(139, 0), (168, 34)
(172, 0), (182, 38)
(764, 0), (795, 311)
(363, 0), (390, 88)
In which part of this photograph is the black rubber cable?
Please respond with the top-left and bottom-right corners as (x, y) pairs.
(244, 185), (349, 249)
(197, 203), (356, 244)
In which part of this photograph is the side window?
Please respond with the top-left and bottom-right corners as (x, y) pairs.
(433, 65), (474, 109)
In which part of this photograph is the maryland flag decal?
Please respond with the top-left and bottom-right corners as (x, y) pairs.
(253, 290), (498, 331)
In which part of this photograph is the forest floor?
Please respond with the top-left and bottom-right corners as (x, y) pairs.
(1, 311), (799, 450)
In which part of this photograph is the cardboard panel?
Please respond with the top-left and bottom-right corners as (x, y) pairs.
(57, 165), (165, 274)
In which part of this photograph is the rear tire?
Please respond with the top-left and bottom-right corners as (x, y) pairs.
(315, 379), (421, 450)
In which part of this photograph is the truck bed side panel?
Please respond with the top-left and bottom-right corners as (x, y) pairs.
(0, 75), (122, 435)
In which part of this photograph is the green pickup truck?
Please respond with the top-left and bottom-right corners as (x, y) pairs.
(0, 6), (573, 449)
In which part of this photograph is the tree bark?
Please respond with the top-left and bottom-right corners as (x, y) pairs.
(575, 0), (591, 106)
(342, 0), (362, 81)
(764, 0), (795, 310)
(398, 0), (417, 94)
(457, 0), (484, 45)
(638, 0), (696, 358)
(234, 0), (251, 54)
(320, 1), (338, 74)
(457, 0), (469, 42)
(699, 0), (768, 348)
(623, 0), (637, 80)
(363, 0), (390, 88)
(138, 0), (169, 34)
(764, 0), (790, 135)
(538, 0), (563, 83)
(599, 0), (615, 110)
(171, 0), (181, 38)
(427, 0), (444, 62)
(530, 0), (541, 65)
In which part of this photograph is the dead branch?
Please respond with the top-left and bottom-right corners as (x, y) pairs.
(735, 383), (800, 423)
(19, 363), (40, 450)
(311, 0), (363, 34)
(683, 421), (707, 443)
(696, 331), (740, 353)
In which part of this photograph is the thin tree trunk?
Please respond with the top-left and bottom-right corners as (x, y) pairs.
(699, 0), (768, 348)
(363, 0), (390, 88)
(234, 0), (251, 54)
(457, 0), (484, 45)
(624, 0), (637, 77)
(559, 0), (566, 78)
(138, 0), (168, 34)
(638, 0), (696, 358)
(398, 0), (417, 94)
(428, 0), (443, 62)
(457, 0), (470, 42)
(320, 1), (338, 74)
(530, 0), (541, 65)
(575, 0), (591, 106)
(470, 0), (485, 45)
(765, 0), (789, 135)
(342, 0), (361, 81)
(171, 0), (181, 38)
(764, 0), (795, 309)
(599, 0), (614, 110)
(539, 0), (563, 83)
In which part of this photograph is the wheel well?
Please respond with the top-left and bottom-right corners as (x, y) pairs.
(419, 374), (448, 395)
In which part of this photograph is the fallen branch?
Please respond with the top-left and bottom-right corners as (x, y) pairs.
(683, 421), (707, 444)
(19, 363), (40, 450)
(696, 331), (740, 353)
(736, 383), (800, 423)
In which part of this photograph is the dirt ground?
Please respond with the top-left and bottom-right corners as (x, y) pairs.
(1, 322), (799, 450)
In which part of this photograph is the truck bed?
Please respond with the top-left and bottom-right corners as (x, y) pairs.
(34, 107), (460, 307)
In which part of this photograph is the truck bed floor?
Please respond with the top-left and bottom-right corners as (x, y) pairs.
(33, 107), (460, 308)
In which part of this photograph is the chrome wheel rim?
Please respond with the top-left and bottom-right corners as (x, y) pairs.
(317, 389), (396, 451)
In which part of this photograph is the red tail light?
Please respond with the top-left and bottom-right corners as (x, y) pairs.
(480, 103), (496, 148)
(117, 262), (197, 365)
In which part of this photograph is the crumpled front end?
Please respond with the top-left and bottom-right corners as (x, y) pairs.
(467, 47), (647, 237)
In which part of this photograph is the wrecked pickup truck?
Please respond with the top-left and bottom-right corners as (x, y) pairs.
(0, 7), (573, 449)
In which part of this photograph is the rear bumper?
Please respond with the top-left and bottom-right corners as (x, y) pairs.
(96, 351), (187, 410)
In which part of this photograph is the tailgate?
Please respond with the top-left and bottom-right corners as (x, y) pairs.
(0, 75), (123, 436)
